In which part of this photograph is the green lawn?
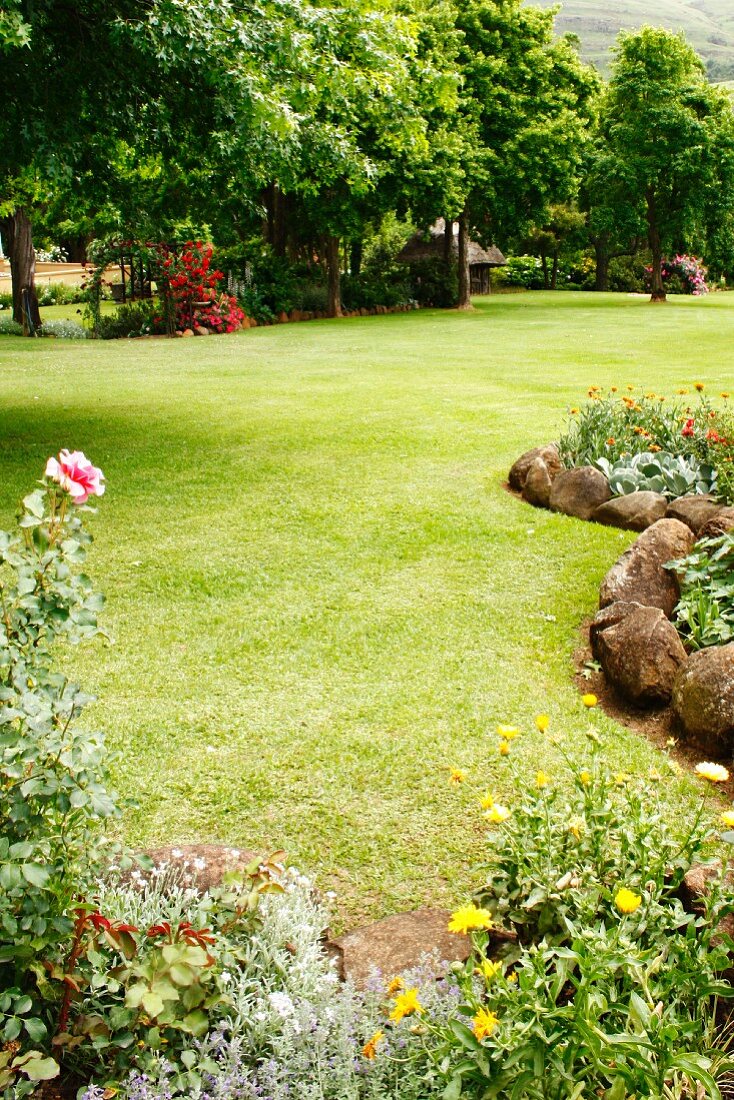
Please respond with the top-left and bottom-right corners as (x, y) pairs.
(0, 292), (726, 926)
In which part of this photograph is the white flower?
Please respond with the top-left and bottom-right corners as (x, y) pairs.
(193, 858), (207, 871)
(171, 848), (183, 859)
(268, 991), (295, 1018)
(220, 970), (232, 985)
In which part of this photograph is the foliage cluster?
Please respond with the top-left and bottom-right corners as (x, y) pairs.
(0, 457), (117, 1094)
(494, 257), (545, 290)
(85, 870), (454, 1099)
(668, 532), (734, 650)
(428, 725), (734, 1099)
(657, 255), (710, 296)
(595, 451), (717, 499)
(39, 319), (88, 340)
(558, 387), (734, 503)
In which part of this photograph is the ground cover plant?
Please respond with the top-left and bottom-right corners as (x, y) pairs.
(668, 532), (734, 650)
(0, 291), (731, 932)
(558, 385), (734, 503)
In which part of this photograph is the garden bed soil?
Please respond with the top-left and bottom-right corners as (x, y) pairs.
(573, 624), (734, 801)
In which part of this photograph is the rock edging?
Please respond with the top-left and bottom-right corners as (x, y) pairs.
(510, 444), (734, 757)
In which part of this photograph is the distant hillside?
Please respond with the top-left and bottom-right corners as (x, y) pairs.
(533, 0), (734, 79)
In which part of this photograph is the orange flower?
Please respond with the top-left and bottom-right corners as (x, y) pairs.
(606, 437), (615, 446)
(362, 1031), (383, 1059)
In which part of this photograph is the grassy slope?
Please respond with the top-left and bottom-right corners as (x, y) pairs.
(533, 0), (734, 76)
(0, 292), (724, 926)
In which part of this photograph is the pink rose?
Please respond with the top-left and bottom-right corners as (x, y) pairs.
(45, 450), (105, 504)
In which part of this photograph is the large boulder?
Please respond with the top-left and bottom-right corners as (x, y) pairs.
(591, 603), (688, 706)
(509, 444), (562, 492)
(599, 518), (695, 617)
(589, 601), (645, 655)
(330, 910), (471, 989)
(666, 494), (723, 535)
(523, 456), (553, 508)
(698, 507), (734, 541)
(672, 643), (734, 757)
(549, 466), (612, 522)
(593, 491), (668, 532)
(135, 843), (258, 893)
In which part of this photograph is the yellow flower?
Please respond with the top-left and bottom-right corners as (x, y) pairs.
(695, 762), (730, 783)
(568, 815), (584, 840)
(497, 725), (519, 740)
(614, 887), (642, 915)
(721, 811), (734, 828)
(475, 959), (502, 981)
(614, 772), (628, 787)
(582, 693), (597, 708)
(449, 768), (466, 785)
(389, 988), (424, 1023)
(677, 387), (689, 395)
(721, 392), (730, 400)
(472, 1007), (499, 1041)
(627, 385), (635, 392)
(579, 770), (591, 786)
(507, 971), (517, 983)
(536, 770), (549, 789)
(485, 803), (511, 825)
(480, 791), (495, 811)
(362, 1031), (383, 1059)
(535, 714), (550, 732)
(498, 740), (510, 756)
(610, 386), (618, 393)
(448, 904), (493, 935)
(386, 977), (403, 996)
(648, 768), (662, 782)
(695, 382), (705, 392)
(570, 407), (580, 415)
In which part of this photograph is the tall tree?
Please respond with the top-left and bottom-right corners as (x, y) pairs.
(578, 142), (646, 291)
(602, 26), (734, 302)
(451, 0), (598, 307)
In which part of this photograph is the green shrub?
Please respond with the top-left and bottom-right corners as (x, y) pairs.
(607, 255), (650, 293)
(0, 315), (24, 336)
(668, 532), (734, 649)
(92, 868), (454, 1099)
(408, 258), (457, 308)
(595, 450), (717, 498)
(39, 319), (87, 340)
(0, 453), (115, 1095)
(341, 271), (411, 311)
(494, 256), (544, 290)
(429, 722), (734, 1099)
(95, 301), (159, 339)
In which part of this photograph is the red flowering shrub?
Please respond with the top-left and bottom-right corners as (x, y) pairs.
(159, 241), (245, 333)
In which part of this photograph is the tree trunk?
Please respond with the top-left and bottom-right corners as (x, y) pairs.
(443, 219), (453, 265)
(594, 241), (610, 292)
(457, 209), (472, 310)
(272, 186), (288, 259)
(646, 190), (666, 302)
(1, 208), (41, 331)
(350, 239), (363, 278)
(325, 235), (342, 317)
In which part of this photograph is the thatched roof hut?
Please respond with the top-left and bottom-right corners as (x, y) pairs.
(397, 219), (506, 294)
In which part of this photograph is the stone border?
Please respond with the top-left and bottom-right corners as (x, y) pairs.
(510, 445), (734, 757)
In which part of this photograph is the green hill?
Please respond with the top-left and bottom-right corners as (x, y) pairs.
(533, 0), (734, 79)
